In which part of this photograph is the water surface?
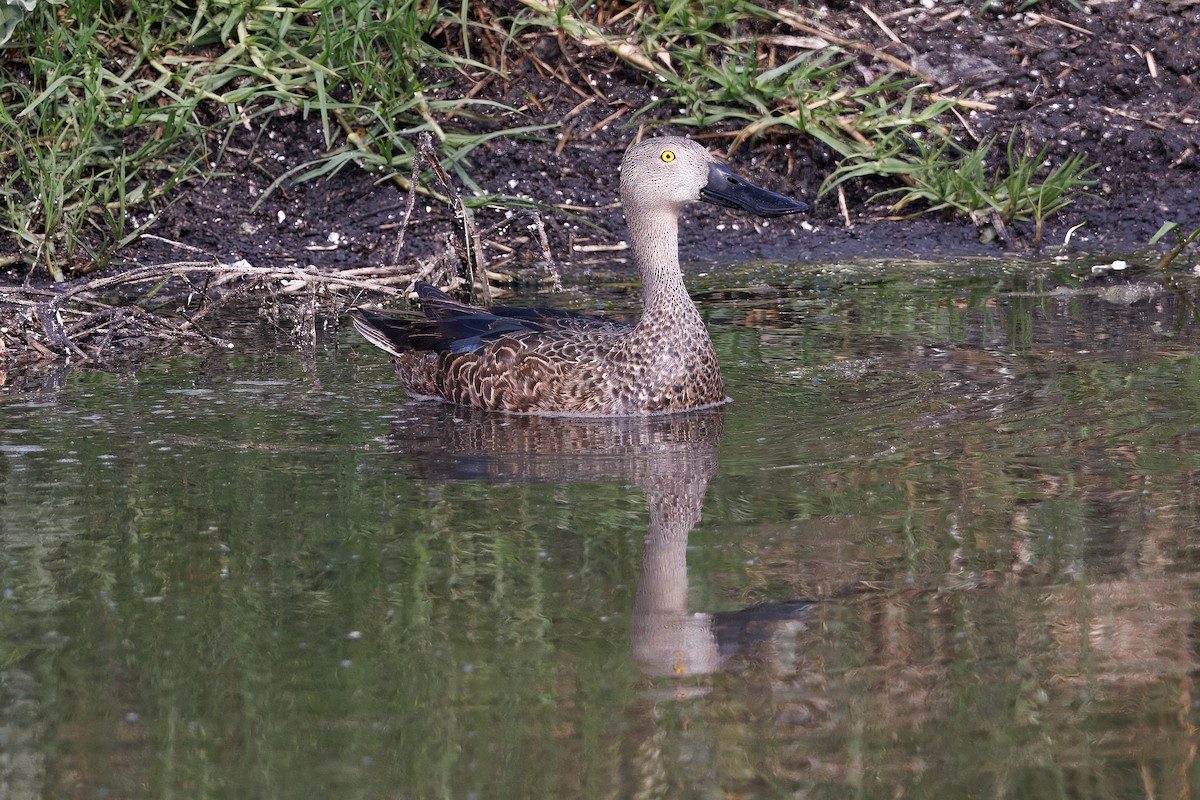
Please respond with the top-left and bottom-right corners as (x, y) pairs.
(2, 261), (1199, 798)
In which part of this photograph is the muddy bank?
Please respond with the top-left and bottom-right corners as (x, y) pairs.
(109, 0), (1200, 277)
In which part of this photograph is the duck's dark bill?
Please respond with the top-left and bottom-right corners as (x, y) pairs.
(700, 162), (808, 218)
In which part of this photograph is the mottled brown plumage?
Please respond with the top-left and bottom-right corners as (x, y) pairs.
(352, 136), (807, 415)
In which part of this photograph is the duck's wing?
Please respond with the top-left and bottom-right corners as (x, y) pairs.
(487, 303), (623, 331)
(420, 282), (621, 332)
(352, 307), (556, 356)
(352, 283), (628, 357)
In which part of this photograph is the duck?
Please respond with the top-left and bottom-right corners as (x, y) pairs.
(352, 136), (807, 415)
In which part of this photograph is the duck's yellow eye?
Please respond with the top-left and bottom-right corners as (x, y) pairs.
(660, 150), (676, 163)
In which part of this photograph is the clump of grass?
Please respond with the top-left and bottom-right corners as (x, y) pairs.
(646, 47), (959, 162)
(511, 0), (955, 159)
(824, 131), (1098, 245)
(0, 0), (544, 280)
(1, 6), (206, 279)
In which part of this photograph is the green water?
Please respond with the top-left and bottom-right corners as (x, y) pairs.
(2, 264), (1199, 798)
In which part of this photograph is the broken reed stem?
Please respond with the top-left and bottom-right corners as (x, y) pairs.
(1156, 228), (1200, 271)
(391, 139), (426, 263)
(414, 131), (492, 306)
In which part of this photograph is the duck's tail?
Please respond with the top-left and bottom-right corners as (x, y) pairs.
(350, 309), (425, 358)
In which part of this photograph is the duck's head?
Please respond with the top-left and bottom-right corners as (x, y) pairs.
(620, 136), (808, 218)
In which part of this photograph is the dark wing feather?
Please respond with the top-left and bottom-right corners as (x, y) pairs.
(353, 282), (629, 357)
(438, 314), (554, 354)
(420, 283), (623, 332)
(488, 303), (625, 332)
(351, 307), (550, 355)
(350, 309), (434, 357)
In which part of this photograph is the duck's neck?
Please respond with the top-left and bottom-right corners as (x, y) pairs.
(625, 206), (701, 327)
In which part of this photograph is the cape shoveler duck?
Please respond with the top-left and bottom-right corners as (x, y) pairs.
(352, 136), (807, 415)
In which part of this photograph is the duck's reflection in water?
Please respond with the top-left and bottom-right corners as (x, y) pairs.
(382, 403), (813, 684)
